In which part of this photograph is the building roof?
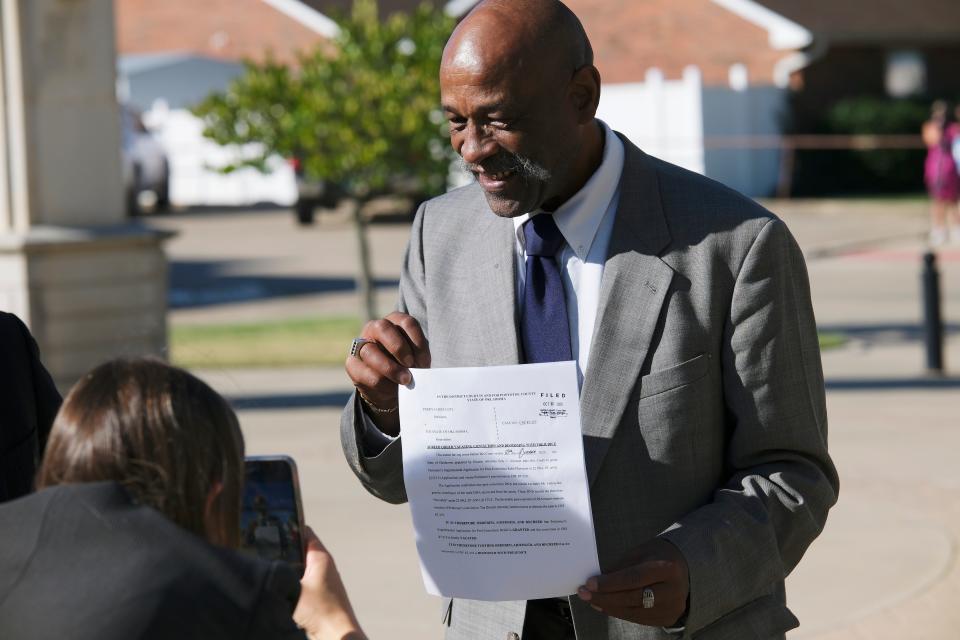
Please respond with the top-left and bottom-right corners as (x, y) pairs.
(117, 54), (246, 110)
(756, 0), (960, 43)
(260, 0), (339, 37)
(448, 0), (960, 44)
(118, 51), (199, 75)
(710, 0), (811, 49)
(299, 0), (444, 17)
(115, 0), (334, 65)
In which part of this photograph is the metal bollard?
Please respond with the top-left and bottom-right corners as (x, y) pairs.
(922, 251), (944, 374)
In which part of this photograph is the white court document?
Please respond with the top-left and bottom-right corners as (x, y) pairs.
(399, 361), (600, 601)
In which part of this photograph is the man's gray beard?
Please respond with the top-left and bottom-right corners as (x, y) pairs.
(457, 152), (552, 184)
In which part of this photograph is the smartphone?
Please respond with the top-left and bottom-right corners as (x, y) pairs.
(240, 455), (306, 565)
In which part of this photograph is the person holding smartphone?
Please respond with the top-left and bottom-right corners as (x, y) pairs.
(0, 358), (366, 640)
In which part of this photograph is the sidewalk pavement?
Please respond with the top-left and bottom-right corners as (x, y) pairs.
(159, 200), (960, 639)
(198, 336), (960, 640)
(784, 222), (960, 640)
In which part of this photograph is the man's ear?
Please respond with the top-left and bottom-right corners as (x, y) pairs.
(204, 480), (225, 543)
(570, 65), (601, 124)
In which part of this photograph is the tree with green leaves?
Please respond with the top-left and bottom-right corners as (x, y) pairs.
(193, 0), (455, 320)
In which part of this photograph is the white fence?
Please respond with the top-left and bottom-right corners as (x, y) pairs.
(598, 67), (706, 176)
(598, 65), (788, 197)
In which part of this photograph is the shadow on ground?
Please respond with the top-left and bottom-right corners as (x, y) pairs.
(227, 391), (352, 411)
(224, 378), (960, 406)
(825, 377), (960, 391)
(169, 260), (399, 309)
(222, 378), (960, 406)
(158, 203), (417, 224)
(820, 322), (960, 391)
(818, 323), (960, 345)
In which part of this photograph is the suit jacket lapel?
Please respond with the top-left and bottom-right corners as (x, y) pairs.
(581, 138), (674, 487)
(469, 207), (521, 365)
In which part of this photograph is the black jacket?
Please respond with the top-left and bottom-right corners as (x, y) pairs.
(0, 312), (61, 502)
(0, 482), (307, 640)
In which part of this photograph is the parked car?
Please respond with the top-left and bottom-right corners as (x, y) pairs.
(289, 157), (433, 225)
(120, 105), (170, 216)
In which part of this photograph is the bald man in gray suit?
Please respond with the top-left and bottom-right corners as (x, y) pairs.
(341, 1), (838, 639)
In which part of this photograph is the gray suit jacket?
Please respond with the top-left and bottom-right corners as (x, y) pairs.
(341, 136), (839, 640)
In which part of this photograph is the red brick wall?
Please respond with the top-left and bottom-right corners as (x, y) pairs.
(115, 0), (330, 64)
(566, 0), (786, 87)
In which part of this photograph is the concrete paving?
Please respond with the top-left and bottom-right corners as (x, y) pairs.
(150, 199), (960, 639)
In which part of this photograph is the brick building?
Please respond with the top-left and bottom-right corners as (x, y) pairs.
(115, 0), (960, 198)
(449, 0), (960, 194)
(757, 0), (960, 143)
(116, 0), (333, 66)
(564, 0), (795, 87)
(114, 0), (444, 65)
(449, 0), (960, 100)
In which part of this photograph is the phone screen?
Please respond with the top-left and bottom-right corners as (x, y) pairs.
(240, 456), (305, 565)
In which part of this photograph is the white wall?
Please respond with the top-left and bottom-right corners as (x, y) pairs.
(597, 67), (705, 176)
(597, 65), (789, 198)
(701, 85), (788, 198)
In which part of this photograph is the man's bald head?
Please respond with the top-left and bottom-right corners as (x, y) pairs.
(439, 0), (603, 217)
(443, 0), (593, 82)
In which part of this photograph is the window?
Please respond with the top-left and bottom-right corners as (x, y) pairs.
(885, 50), (926, 97)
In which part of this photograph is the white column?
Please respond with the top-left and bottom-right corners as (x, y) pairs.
(1, 0), (31, 231)
(0, 0), (170, 389)
(0, 6), (9, 232)
(2, 0), (126, 226)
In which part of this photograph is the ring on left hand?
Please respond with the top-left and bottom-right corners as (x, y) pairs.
(641, 587), (655, 609)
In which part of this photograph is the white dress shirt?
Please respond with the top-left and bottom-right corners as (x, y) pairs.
(362, 121), (624, 450)
(513, 121), (624, 387)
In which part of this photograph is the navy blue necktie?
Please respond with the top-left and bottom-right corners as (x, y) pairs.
(521, 214), (572, 363)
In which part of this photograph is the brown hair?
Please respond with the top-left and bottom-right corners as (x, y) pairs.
(37, 358), (245, 547)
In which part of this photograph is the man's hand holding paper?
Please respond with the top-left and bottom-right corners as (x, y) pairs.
(346, 311), (431, 436)
(578, 538), (690, 628)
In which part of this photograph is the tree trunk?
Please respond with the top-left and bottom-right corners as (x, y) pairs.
(350, 197), (377, 322)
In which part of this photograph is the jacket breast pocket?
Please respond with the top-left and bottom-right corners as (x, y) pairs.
(638, 353), (710, 399)
(634, 352), (714, 488)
